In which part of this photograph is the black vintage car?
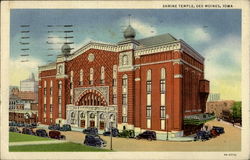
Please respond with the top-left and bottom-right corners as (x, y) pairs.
(9, 126), (21, 133)
(194, 131), (210, 141)
(60, 124), (72, 131)
(82, 127), (98, 135)
(135, 131), (156, 141)
(36, 129), (49, 137)
(48, 124), (61, 130)
(103, 128), (119, 137)
(22, 127), (36, 135)
(83, 135), (106, 147)
(212, 126), (225, 134)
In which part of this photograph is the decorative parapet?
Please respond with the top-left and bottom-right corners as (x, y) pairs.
(38, 63), (56, 72)
(134, 41), (181, 57)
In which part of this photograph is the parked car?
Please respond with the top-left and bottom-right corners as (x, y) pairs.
(118, 129), (135, 138)
(210, 129), (219, 138)
(194, 131), (210, 141)
(36, 129), (48, 137)
(49, 130), (66, 140)
(9, 126), (21, 133)
(212, 126), (225, 134)
(82, 127), (98, 135)
(24, 123), (32, 128)
(9, 121), (15, 126)
(22, 127), (36, 135)
(17, 122), (25, 127)
(103, 128), (119, 137)
(60, 124), (72, 131)
(30, 123), (37, 128)
(48, 124), (60, 130)
(83, 134), (106, 147)
(135, 131), (156, 141)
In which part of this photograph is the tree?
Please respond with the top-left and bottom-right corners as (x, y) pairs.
(231, 101), (242, 119)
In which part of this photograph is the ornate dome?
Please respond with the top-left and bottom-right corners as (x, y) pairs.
(61, 43), (71, 55)
(123, 25), (136, 39)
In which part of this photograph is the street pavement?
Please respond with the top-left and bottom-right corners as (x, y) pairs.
(15, 120), (241, 151)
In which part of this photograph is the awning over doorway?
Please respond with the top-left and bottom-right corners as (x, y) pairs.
(184, 113), (215, 125)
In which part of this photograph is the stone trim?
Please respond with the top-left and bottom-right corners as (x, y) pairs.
(134, 59), (203, 73)
(135, 78), (141, 81)
(38, 63), (56, 72)
(174, 74), (183, 78)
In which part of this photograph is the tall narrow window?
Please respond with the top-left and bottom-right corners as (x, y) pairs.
(146, 70), (152, 128)
(58, 81), (62, 118)
(79, 69), (83, 85)
(44, 80), (47, 96)
(100, 66), (105, 84)
(122, 94), (127, 105)
(113, 65), (117, 86)
(160, 106), (166, 118)
(122, 74), (128, 122)
(122, 55), (128, 65)
(50, 104), (53, 112)
(89, 68), (94, 85)
(146, 106), (151, 117)
(113, 94), (117, 105)
(70, 71), (73, 104)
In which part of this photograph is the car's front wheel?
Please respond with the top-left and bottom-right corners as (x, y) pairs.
(147, 137), (152, 141)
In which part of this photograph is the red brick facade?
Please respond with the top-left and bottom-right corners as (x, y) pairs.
(38, 30), (209, 138)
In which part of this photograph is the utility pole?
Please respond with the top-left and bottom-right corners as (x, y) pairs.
(110, 122), (113, 150)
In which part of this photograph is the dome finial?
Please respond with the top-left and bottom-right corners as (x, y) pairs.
(123, 14), (136, 39)
(61, 43), (71, 56)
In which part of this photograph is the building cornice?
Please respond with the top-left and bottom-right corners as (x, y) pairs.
(38, 63), (56, 72)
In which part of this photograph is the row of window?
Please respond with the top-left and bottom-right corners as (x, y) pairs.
(146, 106), (166, 118)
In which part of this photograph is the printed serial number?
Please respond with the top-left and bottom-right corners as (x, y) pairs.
(224, 153), (237, 156)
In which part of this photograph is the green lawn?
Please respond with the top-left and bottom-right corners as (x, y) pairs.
(9, 142), (111, 152)
(9, 132), (53, 142)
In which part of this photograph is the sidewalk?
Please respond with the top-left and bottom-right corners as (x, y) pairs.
(9, 140), (68, 146)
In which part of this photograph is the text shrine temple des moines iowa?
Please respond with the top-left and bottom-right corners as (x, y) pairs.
(38, 24), (210, 140)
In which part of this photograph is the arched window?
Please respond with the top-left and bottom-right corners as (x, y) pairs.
(161, 68), (165, 79)
(122, 55), (128, 65)
(70, 71), (73, 82)
(100, 113), (105, 120)
(110, 114), (115, 121)
(90, 113), (95, 119)
(79, 69), (83, 85)
(89, 68), (94, 85)
(80, 112), (85, 119)
(146, 70), (152, 93)
(147, 69), (151, 81)
(100, 66), (105, 84)
(71, 112), (75, 118)
(160, 68), (166, 93)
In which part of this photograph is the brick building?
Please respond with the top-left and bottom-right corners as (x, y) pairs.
(206, 100), (235, 118)
(9, 87), (38, 124)
(38, 24), (209, 139)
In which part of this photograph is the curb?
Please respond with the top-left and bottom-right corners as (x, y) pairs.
(9, 140), (68, 146)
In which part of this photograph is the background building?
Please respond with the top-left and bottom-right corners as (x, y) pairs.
(9, 76), (38, 124)
(38, 24), (209, 139)
(206, 100), (235, 118)
(20, 73), (38, 93)
(207, 93), (220, 102)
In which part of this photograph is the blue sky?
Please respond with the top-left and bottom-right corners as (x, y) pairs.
(10, 9), (241, 100)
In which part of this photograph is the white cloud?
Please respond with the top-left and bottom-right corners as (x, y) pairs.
(203, 35), (241, 100)
(120, 18), (157, 37)
(9, 57), (43, 86)
(191, 27), (211, 42)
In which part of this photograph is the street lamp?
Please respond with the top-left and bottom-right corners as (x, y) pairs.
(109, 122), (113, 150)
(166, 114), (169, 140)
